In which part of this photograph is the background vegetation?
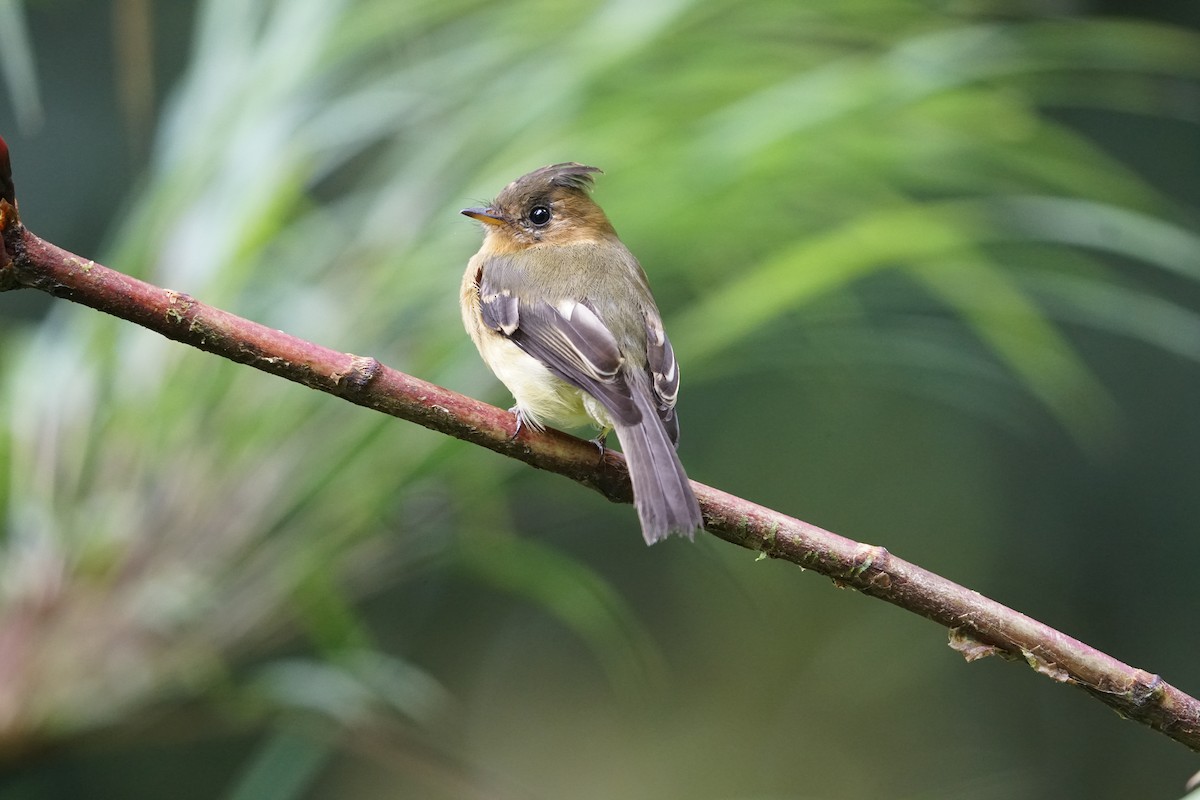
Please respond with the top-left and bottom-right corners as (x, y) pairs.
(1, 0), (1198, 797)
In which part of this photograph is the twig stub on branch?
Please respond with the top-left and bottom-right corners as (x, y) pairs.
(0, 134), (15, 207)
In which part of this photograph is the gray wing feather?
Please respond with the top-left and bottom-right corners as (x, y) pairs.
(479, 287), (520, 336)
(478, 278), (641, 427)
(644, 313), (681, 445)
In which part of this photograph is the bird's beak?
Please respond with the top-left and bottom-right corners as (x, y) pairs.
(461, 206), (505, 226)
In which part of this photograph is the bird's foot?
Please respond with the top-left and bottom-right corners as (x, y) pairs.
(589, 430), (610, 462)
(508, 406), (539, 441)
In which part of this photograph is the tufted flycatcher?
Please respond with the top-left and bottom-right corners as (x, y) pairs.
(460, 163), (702, 544)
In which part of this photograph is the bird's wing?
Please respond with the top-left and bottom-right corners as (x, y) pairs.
(643, 312), (680, 445)
(478, 280), (641, 427)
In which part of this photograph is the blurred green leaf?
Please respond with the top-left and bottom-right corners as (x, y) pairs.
(225, 727), (334, 800)
(0, 0), (42, 131)
(458, 532), (668, 698)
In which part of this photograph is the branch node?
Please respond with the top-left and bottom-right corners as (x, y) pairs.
(1119, 671), (1166, 707)
(164, 290), (198, 326)
(0, 211), (24, 290)
(846, 543), (889, 579)
(335, 355), (382, 393)
(948, 627), (1006, 663)
(1021, 648), (1073, 683)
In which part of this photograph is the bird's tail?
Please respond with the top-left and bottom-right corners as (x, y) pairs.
(613, 388), (703, 545)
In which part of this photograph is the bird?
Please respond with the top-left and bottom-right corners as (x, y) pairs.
(460, 162), (702, 544)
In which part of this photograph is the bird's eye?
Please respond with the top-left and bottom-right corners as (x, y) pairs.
(528, 205), (551, 226)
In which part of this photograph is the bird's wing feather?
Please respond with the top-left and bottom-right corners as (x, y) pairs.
(643, 312), (681, 445)
(478, 279), (641, 427)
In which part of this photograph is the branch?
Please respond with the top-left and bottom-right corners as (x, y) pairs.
(1, 141), (1197, 753)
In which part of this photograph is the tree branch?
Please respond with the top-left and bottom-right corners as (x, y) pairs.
(1, 143), (1197, 753)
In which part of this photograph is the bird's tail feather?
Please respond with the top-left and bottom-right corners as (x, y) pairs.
(614, 390), (703, 545)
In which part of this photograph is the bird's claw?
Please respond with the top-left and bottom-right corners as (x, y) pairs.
(589, 431), (610, 462)
(508, 406), (534, 441)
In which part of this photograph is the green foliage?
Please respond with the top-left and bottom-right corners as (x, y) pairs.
(0, 0), (1197, 796)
